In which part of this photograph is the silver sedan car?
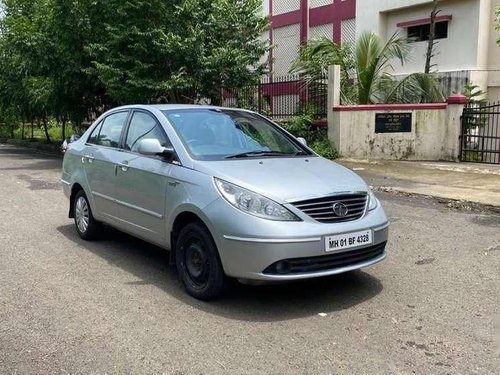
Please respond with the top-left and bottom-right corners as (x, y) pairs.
(62, 105), (389, 300)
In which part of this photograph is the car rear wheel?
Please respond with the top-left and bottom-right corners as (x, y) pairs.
(74, 190), (100, 240)
(175, 222), (226, 300)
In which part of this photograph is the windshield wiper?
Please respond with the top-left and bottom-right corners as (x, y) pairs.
(225, 150), (293, 159)
(294, 150), (307, 156)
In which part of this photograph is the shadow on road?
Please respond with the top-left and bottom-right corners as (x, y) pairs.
(0, 159), (61, 171)
(57, 223), (383, 322)
(0, 146), (61, 171)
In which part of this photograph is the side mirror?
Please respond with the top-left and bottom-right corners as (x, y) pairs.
(137, 138), (174, 157)
(61, 134), (81, 154)
(297, 137), (307, 146)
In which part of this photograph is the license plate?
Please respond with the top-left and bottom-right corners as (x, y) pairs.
(325, 230), (373, 252)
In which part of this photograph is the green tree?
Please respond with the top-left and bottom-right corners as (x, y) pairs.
(0, 0), (55, 141)
(49, 0), (108, 135)
(0, 0), (89, 140)
(291, 32), (444, 105)
(88, 0), (268, 105)
(0, 0), (268, 140)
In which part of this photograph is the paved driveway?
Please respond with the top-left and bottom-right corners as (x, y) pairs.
(0, 144), (498, 374)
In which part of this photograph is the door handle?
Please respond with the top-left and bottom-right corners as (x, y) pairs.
(117, 162), (129, 172)
(84, 154), (95, 163)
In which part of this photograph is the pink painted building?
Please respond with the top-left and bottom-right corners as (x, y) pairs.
(262, 0), (356, 76)
(239, 1), (356, 118)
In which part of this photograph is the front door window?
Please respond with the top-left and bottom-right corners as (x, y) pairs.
(125, 112), (171, 152)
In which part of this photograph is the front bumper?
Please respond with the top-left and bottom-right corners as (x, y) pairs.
(61, 178), (71, 198)
(203, 198), (389, 281)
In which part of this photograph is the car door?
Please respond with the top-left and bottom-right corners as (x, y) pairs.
(82, 110), (130, 223)
(113, 110), (172, 245)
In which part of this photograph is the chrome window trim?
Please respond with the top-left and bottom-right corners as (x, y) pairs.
(117, 148), (182, 167)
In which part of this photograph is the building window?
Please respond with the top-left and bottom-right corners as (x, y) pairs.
(408, 21), (448, 42)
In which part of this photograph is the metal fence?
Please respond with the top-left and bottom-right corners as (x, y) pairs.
(460, 101), (500, 164)
(393, 70), (470, 98)
(222, 74), (328, 121)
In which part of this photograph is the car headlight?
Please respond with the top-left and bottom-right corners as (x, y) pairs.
(368, 190), (378, 211)
(214, 178), (300, 221)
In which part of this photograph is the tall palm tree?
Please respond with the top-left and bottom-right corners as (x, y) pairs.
(290, 32), (444, 105)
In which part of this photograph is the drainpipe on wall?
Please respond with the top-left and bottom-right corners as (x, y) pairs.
(470, 0), (492, 96)
(300, 0), (309, 45)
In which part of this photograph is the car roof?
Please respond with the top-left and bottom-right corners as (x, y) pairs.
(111, 104), (256, 113)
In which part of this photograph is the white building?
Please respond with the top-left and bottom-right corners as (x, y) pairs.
(356, 0), (500, 99)
(264, 0), (500, 100)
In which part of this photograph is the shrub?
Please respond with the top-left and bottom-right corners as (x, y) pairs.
(310, 138), (339, 160)
(283, 113), (312, 139)
(0, 125), (12, 139)
(282, 113), (338, 159)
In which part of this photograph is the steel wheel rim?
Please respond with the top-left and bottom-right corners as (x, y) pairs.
(184, 240), (210, 287)
(75, 196), (90, 233)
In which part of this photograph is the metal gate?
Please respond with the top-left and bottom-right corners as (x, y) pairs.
(221, 74), (328, 121)
(460, 102), (500, 164)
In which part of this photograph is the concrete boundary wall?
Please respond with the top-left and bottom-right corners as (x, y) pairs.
(327, 66), (469, 161)
(329, 102), (466, 161)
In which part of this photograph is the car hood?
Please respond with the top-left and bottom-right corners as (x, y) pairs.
(194, 156), (369, 203)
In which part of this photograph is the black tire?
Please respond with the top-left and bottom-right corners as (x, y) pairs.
(73, 190), (101, 240)
(175, 222), (226, 300)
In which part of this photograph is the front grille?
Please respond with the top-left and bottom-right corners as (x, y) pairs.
(291, 193), (368, 223)
(263, 242), (386, 275)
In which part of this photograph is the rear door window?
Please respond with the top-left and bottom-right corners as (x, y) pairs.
(87, 121), (103, 144)
(91, 111), (128, 148)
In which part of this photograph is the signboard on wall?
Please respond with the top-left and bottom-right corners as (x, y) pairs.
(375, 113), (412, 133)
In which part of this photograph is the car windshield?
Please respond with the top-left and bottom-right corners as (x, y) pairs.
(162, 109), (312, 161)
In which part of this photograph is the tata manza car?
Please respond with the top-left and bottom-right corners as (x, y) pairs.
(61, 105), (389, 300)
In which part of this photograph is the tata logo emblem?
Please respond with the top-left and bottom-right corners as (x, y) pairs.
(332, 202), (349, 217)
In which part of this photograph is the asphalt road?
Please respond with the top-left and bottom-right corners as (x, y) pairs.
(0, 144), (498, 374)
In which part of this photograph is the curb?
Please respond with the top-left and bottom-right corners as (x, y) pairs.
(374, 186), (500, 212)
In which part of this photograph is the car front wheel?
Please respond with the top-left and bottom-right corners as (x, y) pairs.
(175, 222), (227, 300)
(73, 190), (100, 240)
